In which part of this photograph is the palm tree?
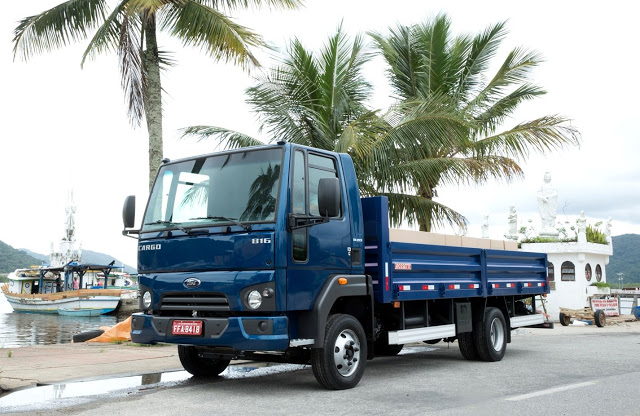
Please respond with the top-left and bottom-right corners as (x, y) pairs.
(12, 0), (302, 190)
(370, 13), (580, 231)
(181, 25), (440, 224)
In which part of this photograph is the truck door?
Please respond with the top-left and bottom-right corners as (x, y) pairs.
(287, 149), (352, 311)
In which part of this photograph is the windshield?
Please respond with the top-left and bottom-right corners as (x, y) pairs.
(142, 148), (283, 232)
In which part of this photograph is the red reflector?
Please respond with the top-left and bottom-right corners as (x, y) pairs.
(494, 284), (500, 288)
(385, 276), (389, 291)
(469, 284), (474, 289)
(449, 284), (455, 289)
(422, 285), (428, 290)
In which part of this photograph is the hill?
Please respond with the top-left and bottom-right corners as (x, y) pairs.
(0, 241), (44, 273)
(608, 234), (640, 284)
(0, 240), (136, 274)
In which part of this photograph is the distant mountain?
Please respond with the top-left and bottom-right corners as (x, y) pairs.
(19, 248), (136, 274)
(0, 240), (136, 274)
(608, 234), (640, 284)
(0, 241), (44, 273)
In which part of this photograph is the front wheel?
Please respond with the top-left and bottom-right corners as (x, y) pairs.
(312, 314), (367, 390)
(474, 307), (507, 362)
(178, 345), (230, 377)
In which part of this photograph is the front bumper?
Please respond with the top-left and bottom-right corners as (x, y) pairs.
(130, 313), (289, 351)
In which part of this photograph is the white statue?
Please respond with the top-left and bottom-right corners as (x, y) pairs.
(605, 217), (612, 243)
(577, 210), (587, 243)
(537, 172), (559, 237)
(481, 215), (489, 239)
(505, 206), (518, 240)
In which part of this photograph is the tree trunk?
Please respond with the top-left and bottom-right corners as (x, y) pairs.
(143, 15), (163, 191)
(417, 185), (435, 232)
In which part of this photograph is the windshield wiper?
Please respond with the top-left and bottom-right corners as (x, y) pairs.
(190, 216), (252, 231)
(144, 220), (195, 234)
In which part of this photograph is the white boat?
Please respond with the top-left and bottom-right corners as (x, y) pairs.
(1, 263), (122, 315)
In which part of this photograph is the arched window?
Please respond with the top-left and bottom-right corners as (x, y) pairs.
(596, 265), (602, 282)
(561, 261), (575, 281)
(585, 264), (592, 282)
(548, 263), (555, 281)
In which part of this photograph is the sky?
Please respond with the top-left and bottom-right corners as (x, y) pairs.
(1, 1), (639, 268)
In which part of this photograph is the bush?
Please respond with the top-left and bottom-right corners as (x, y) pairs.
(586, 225), (607, 244)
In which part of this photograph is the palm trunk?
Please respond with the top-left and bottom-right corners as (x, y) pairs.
(417, 184), (435, 232)
(143, 15), (163, 191)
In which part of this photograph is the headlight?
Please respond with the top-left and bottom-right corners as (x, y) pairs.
(247, 290), (262, 309)
(142, 291), (152, 308)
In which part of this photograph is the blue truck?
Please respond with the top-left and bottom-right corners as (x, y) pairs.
(123, 142), (549, 390)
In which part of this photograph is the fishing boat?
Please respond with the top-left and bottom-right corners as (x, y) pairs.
(0, 262), (122, 315)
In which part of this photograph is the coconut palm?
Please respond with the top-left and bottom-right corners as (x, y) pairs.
(12, 0), (302, 189)
(182, 25), (467, 227)
(370, 13), (580, 231)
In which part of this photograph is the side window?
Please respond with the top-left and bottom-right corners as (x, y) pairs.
(308, 153), (339, 217)
(292, 151), (307, 262)
(292, 151), (306, 215)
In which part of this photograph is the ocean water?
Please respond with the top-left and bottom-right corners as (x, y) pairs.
(0, 293), (121, 348)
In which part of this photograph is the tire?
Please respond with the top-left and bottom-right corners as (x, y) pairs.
(457, 332), (479, 360)
(178, 345), (230, 377)
(474, 307), (507, 362)
(374, 331), (403, 356)
(72, 329), (104, 343)
(559, 312), (571, 326)
(594, 309), (606, 327)
(311, 314), (367, 390)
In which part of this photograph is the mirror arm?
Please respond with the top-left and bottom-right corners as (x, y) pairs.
(287, 214), (329, 231)
(122, 229), (140, 239)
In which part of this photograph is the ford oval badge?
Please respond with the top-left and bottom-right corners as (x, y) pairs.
(183, 278), (201, 289)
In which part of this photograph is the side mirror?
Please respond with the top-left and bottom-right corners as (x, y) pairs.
(122, 195), (136, 228)
(318, 178), (341, 218)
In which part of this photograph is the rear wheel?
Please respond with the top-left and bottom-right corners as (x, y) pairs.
(457, 332), (478, 360)
(178, 345), (230, 377)
(594, 309), (606, 327)
(474, 307), (507, 362)
(312, 314), (367, 390)
(559, 312), (571, 326)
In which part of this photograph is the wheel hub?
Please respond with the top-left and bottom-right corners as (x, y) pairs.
(333, 329), (361, 377)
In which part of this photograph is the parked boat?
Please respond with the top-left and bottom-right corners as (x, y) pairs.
(0, 263), (122, 315)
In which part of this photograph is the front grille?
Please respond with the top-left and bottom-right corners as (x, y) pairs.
(159, 293), (230, 315)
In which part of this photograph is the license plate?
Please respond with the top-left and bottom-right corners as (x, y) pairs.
(171, 320), (203, 336)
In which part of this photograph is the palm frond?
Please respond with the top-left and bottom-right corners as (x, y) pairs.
(474, 115), (581, 160)
(81, 0), (128, 66)
(161, 1), (265, 69)
(454, 20), (507, 101)
(191, 0), (303, 12)
(13, 0), (109, 61)
(180, 125), (264, 149)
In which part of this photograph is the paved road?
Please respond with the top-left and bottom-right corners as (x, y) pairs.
(2, 322), (639, 415)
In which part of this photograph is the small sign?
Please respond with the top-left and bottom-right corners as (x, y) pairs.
(591, 298), (619, 316)
(394, 263), (412, 270)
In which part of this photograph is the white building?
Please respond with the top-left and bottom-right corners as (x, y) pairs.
(521, 240), (612, 318)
